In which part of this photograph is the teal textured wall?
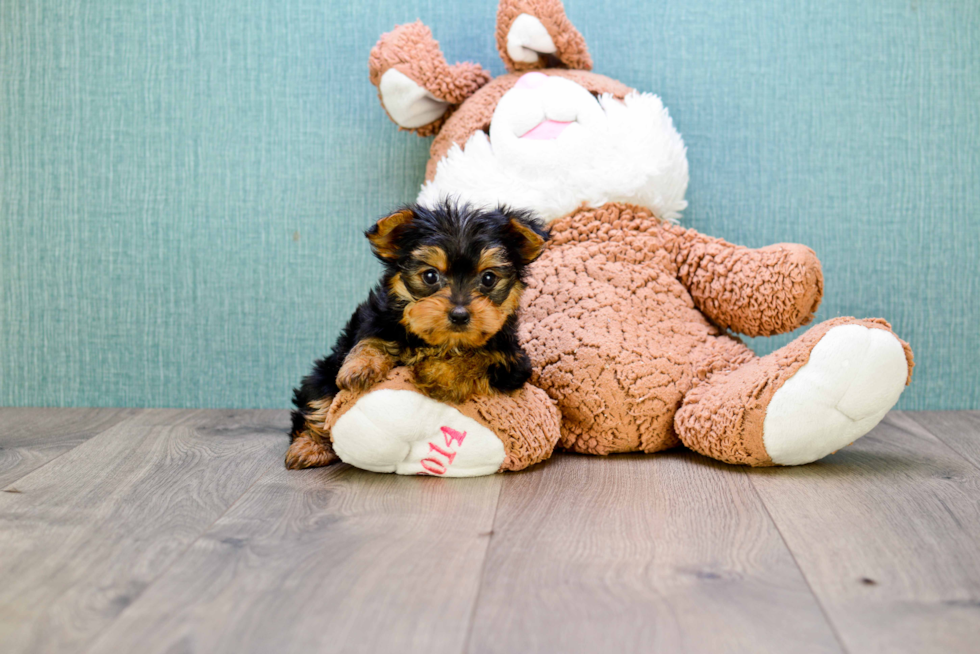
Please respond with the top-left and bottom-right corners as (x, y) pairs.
(1, 1), (977, 410)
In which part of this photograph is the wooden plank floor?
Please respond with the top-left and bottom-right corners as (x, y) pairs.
(1, 409), (978, 653)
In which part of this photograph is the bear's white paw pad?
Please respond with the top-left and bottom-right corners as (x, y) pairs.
(763, 325), (908, 465)
(331, 389), (505, 477)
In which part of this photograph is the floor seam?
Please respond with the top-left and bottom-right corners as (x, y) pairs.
(459, 476), (505, 654)
(744, 469), (853, 654)
(901, 411), (980, 475)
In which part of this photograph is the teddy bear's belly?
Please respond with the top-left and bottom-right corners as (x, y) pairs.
(520, 242), (754, 455)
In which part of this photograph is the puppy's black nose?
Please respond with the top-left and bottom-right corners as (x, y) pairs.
(449, 306), (470, 326)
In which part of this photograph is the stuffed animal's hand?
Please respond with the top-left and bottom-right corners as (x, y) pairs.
(674, 228), (824, 337)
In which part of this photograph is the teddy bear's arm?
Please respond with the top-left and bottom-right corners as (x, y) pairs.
(670, 226), (824, 337)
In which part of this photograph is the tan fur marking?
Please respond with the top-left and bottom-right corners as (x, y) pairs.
(413, 245), (449, 272)
(467, 293), (515, 344)
(508, 219), (546, 263)
(478, 247), (508, 271)
(285, 431), (338, 469)
(388, 273), (414, 303)
(400, 282), (523, 348)
(336, 338), (398, 392)
(401, 290), (452, 342)
(403, 346), (519, 403)
(368, 209), (414, 259)
(286, 398), (338, 469)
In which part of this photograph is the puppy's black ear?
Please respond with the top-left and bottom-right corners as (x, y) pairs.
(366, 208), (414, 259)
(505, 210), (549, 264)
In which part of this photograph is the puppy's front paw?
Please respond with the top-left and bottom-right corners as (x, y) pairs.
(337, 343), (394, 392)
(337, 358), (387, 392)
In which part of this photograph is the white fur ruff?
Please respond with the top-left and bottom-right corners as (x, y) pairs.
(418, 90), (690, 223)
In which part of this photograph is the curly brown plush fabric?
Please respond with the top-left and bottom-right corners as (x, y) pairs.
(521, 203), (763, 455)
(462, 382), (562, 471)
(521, 203), (912, 463)
(495, 0), (592, 72)
(321, 368), (561, 472)
(674, 235), (824, 337)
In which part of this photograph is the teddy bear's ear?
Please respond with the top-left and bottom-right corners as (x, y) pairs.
(496, 0), (592, 72)
(369, 21), (493, 137)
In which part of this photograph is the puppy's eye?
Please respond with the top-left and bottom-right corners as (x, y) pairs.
(480, 271), (498, 288)
(422, 269), (439, 285)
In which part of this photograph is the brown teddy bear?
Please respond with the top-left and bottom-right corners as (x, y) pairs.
(287, 0), (913, 476)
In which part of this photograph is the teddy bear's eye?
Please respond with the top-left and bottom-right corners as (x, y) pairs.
(422, 269), (439, 285)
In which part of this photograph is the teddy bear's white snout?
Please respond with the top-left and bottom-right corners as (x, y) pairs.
(418, 75), (689, 224)
(491, 74), (604, 144)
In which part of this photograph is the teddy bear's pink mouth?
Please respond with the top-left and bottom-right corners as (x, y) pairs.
(520, 119), (573, 140)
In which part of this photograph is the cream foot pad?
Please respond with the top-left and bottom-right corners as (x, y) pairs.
(331, 389), (506, 477)
(763, 324), (909, 465)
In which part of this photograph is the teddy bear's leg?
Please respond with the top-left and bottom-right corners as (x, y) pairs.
(675, 317), (913, 466)
(318, 369), (560, 477)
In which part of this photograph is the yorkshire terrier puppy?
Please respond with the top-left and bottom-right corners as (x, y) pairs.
(286, 202), (549, 469)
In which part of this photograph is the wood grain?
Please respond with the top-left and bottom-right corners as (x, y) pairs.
(748, 412), (980, 653)
(0, 409), (287, 654)
(85, 463), (502, 654)
(3, 408), (979, 653)
(0, 408), (138, 488)
(465, 452), (843, 654)
(905, 410), (980, 471)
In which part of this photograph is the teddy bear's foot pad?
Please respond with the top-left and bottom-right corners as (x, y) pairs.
(763, 324), (909, 465)
(331, 389), (506, 477)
